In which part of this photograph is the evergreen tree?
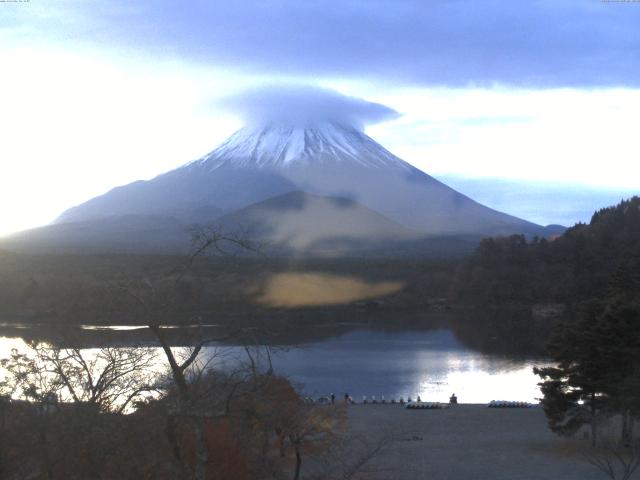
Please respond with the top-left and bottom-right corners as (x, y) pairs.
(535, 302), (613, 445)
(536, 298), (640, 445)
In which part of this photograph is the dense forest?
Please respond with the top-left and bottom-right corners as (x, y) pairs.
(452, 196), (640, 306)
(446, 197), (640, 356)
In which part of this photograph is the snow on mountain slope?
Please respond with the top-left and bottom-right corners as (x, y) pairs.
(55, 119), (543, 238)
(195, 122), (413, 170)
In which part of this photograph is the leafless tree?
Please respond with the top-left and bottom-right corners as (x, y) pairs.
(583, 438), (640, 480)
(305, 429), (402, 480)
(285, 404), (343, 480)
(118, 227), (266, 480)
(0, 340), (161, 478)
(104, 226), (392, 480)
(0, 342), (159, 413)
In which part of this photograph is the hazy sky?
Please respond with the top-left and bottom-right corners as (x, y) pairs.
(1, 1), (639, 235)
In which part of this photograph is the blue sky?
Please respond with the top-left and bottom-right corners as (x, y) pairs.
(1, 1), (639, 235)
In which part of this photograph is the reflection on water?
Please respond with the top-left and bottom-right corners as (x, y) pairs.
(213, 329), (549, 404)
(0, 328), (549, 404)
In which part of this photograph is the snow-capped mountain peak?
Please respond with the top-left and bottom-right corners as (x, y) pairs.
(52, 114), (544, 244)
(193, 122), (412, 170)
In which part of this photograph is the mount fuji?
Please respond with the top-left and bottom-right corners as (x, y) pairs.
(3, 88), (561, 256)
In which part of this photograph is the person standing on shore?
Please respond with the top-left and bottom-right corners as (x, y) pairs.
(449, 393), (458, 405)
(331, 393), (335, 405)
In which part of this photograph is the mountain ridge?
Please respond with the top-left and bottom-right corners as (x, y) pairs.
(215, 190), (418, 255)
(54, 121), (545, 238)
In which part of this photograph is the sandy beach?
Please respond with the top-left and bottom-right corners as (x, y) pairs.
(347, 404), (608, 480)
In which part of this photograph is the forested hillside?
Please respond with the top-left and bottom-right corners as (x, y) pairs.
(452, 196), (640, 305)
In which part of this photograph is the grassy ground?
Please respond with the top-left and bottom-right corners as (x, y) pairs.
(346, 404), (606, 480)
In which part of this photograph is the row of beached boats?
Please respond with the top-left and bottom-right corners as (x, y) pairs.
(405, 402), (449, 409)
(405, 400), (533, 409)
(487, 400), (532, 408)
(312, 396), (533, 408)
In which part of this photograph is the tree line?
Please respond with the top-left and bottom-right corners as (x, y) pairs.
(452, 196), (640, 306)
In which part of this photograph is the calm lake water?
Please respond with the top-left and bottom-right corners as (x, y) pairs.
(214, 328), (548, 404)
(0, 327), (549, 404)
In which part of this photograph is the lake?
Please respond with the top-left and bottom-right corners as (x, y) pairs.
(0, 327), (549, 404)
(213, 328), (548, 404)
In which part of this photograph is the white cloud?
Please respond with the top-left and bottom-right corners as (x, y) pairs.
(216, 83), (398, 130)
(366, 87), (640, 190)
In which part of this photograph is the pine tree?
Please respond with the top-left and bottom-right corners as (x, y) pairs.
(535, 303), (613, 445)
(536, 297), (640, 445)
